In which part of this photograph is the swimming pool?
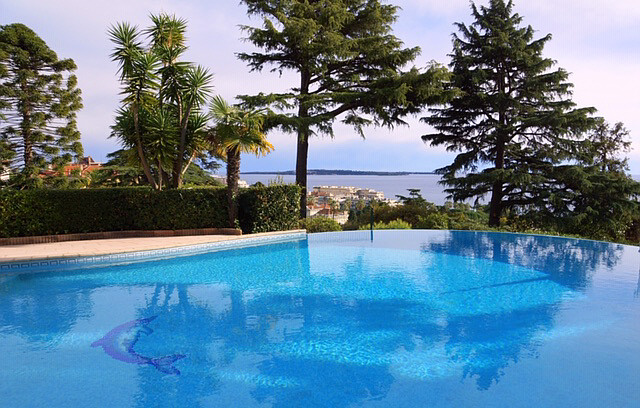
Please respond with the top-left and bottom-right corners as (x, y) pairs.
(0, 230), (638, 407)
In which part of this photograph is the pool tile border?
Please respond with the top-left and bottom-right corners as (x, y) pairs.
(0, 231), (307, 275)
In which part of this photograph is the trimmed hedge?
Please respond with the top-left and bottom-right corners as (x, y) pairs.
(0, 185), (301, 237)
(238, 184), (301, 233)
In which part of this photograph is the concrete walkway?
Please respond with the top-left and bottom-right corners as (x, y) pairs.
(0, 230), (306, 263)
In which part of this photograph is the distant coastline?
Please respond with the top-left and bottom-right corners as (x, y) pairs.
(242, 169), (436, 176)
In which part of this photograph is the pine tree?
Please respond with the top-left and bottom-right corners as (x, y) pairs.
(422, 0), (595, 226)
(0, 23), (83, 187)
(238, 0), (452, 217)
(541, 120), (640, 241)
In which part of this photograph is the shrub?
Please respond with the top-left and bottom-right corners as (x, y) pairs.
(300, 217), (342, 233)
(416, 213), (449, 229)
(0, 185), (301, 237)
(359, 218), (411, 230)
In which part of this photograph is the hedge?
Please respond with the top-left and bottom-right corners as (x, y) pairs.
(0, 185), (301, 237)
(237, 184), (301, 233)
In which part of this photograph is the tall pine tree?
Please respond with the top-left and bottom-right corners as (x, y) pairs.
(0, 23), (83, 187)
(422, 0), (594, 226)
(238, 0), (452, 216)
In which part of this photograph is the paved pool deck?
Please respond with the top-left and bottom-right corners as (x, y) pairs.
(0, 230), (306, 263)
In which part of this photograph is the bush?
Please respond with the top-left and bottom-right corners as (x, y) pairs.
(416, 213), (449, 229)
(359, 218), (411, 230)
(0, 185), (301, 237)
(300, 217), (342, 233)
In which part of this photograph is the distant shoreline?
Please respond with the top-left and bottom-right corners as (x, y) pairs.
(242, 169), (436, 176)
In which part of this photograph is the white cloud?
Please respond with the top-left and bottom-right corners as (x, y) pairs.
(2, 0), (640, 171)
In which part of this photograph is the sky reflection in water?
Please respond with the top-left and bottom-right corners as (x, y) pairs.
(0, 230), (638, 407)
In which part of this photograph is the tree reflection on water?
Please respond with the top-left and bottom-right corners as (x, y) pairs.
(0, 232), (628, 406)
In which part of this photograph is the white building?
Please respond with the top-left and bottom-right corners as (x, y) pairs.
(214, 175), (249, 188)
(356, 188), (385, 201)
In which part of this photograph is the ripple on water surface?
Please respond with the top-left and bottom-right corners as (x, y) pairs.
(0, 230), (638, 408)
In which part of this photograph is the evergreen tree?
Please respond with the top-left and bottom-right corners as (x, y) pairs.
(238, 0), (452, 217)
(0, 23), (83, 187)
(539, 120), (640, 241)
(422, 0), (594, 226)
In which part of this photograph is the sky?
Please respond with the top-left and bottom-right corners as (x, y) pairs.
(2, 0), (640, 174)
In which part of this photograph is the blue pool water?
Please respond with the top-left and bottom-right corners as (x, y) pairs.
(0, 230), (638, 407)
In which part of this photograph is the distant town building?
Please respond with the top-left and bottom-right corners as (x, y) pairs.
(40, 156), (103, 178)
(64, 156), (103, 177)
(306, 185), (386, 224)
(214, 175), (249, 188)
(310, 185), (386, 204)
(355, 188), (385, 201)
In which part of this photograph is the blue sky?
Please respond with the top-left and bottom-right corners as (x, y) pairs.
(3, 0), (640, 173)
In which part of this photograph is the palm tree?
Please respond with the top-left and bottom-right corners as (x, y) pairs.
(210, 96), (273, 227)
(329, 198), (339, 219)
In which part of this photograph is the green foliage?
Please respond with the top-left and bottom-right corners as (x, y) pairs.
(359, 219), (411, 230)
(109, 15), (214, 189)
(422, 0), (595, 226)
(238, 0), (452, 214)
(237, 184), (301, 233)
(443, 203), (489, 230)
(532, 165), (640, 241)
(345, 190), (489, 232)
(181, 164), (223, 187)
(416, 212), (449, 230)
(90, 149), (221, 187)
(209, 95), (272, 227)
(512, 119), (640, 241)
(0, 23), (83, 187)
(300, 217), (342, 233)
(0, 185), (300, 237)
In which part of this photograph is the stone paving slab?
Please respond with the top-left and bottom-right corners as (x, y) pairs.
(0, 230), (306, 262)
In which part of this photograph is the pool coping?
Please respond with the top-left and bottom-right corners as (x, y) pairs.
(0, 230), (307, 275)
(0, 227), (242, 246)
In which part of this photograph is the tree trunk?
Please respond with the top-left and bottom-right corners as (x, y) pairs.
(21, 79), (34, 181)
(133, 106), (158, 190)
(180, 151), (197, 180)
(156, 158), (163, 191)
(489, 67), (507, 227)
(172, 96), (192, 189)
(226, 146), (240, 228)
(296, 68), (311, 218)
(488, 179), (503, 227)
(296, 131), (309, 219)
(162, 169), (170, 187)
(489, 131), (506, 226)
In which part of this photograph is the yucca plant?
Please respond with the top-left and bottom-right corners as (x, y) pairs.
(108, 14), (213, 189)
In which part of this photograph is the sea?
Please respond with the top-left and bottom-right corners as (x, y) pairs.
(241, 173), (453, 204)
(241, 173), (640, 206)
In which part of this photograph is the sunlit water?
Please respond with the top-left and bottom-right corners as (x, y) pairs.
(1, 230), (638, 407)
